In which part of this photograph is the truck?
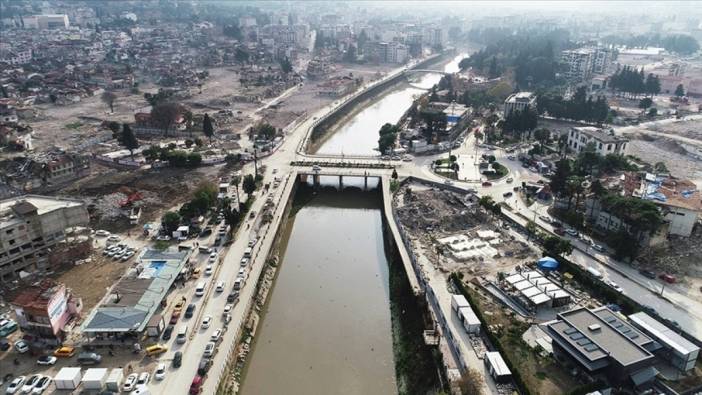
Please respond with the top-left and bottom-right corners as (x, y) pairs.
(172, 225), (190, 241)
(146, 314), (165, 337)
(54, 367), (82, 390)
(458, 306), (481, 334)
(451, 294), (469, 313)
(105, 368), (124, 392)
(82, 368), (108, 390)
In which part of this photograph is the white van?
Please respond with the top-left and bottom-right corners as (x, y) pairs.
(176, 325), (188, 344)
(587, 267), (603, 278)
(195, 282), (206, 296)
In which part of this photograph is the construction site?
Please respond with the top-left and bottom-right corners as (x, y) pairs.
(394, 182), (537, 280)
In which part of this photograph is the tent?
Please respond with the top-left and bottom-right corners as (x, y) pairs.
(537, 257), (559, 271)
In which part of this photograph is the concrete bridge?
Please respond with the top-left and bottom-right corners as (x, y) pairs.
(404, 68), (451, 75)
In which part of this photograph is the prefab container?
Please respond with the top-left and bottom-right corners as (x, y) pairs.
(54, 367), (82, 390)
(146, 314), (165, 337)
(106, 368), (124, 392)
(484, 351), (512, 383)
(458, 306), (481, 334)
(451, 294), (469, 312)
(82, 368), (108, 390)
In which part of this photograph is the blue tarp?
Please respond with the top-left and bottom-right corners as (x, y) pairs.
(537, 257), (559, 270)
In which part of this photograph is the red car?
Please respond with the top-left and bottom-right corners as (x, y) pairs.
(482, 181), (492, 187)
(554, 228), (566, 236)
(169, 314), (179, 325)
(659, 273), (677, 284)
(190, 375), (203, 394)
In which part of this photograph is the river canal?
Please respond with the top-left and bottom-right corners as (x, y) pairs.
(240, 179), (398, 395)
(315, 53), (466, 156)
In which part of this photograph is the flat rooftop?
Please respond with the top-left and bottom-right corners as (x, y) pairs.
(557, 307), (652, 367)
(0, 194), (83, 216)
(573, 126), (625, 144)
(629, 312), (699, 357)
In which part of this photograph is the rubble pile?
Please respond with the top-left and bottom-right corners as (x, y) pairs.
(395, 188), (485, 234)
(641, 226), (702, 280)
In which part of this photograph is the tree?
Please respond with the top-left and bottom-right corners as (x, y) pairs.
(533, 128), (550, 150)
(638, 98), (653, 109)
(653, 161), (668, 173)
(675, 84), (685, 97)
(121, 123), (139, 157)
(161, 211), (182, 234)
(648, 108), (658, 117)
(550, 159), (571, 197)
(202, 113), (214, 142)
(377, 123), (399, 154)
(101, 91), (117, 113)
(526, 220), (538, 241)
(391, 169), (398, 180)
(151, 102), (180, 136)
(457, 368), (484, 395)
(242, 174), (256, 196)
(222, 201), (241, 234)
(255, 122), (276, 141)
(542, 236), (573, 257)
(108, 121), (121, 139)
(187, 152), (202, 167)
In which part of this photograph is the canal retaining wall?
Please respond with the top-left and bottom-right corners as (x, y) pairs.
(301, 51), (455, 156)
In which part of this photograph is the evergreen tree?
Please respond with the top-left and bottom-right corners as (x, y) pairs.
(202, 113), (214, 142)
(675, 84), (685, 97)
(121, 123), (139, 158)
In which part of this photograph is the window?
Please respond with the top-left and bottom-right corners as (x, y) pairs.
(598, 142), (602, 149)
(6, 229), (14, 235)
(607, 144), (612, 151)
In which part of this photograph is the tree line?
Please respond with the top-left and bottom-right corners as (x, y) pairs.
(602, 33), (700, 55)
(609, 66), (661, 98)
(537, 86), (610, 124)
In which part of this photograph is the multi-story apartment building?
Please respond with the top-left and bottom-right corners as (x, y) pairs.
(0, 195), (89, 282)
(23, 14), (70, 29)
(567, 126), (628, 156)
(561, 46), (612, 82)
(503, 92), (537, 117)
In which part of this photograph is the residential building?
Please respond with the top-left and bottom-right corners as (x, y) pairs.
(0, 195), (89, 282)
(11, 279), (82, 343)
(503, 92), (537, 117)
(567, 127), (628, 156)
(23, 14), (70, 29)
(629, 312), (699, 372)
(425, 27), (446, 48)
(635, 174), (701, 237)
(81, 248), (191, 344)
(0, 49), (32, 66)
(562, 49), (594, 81)
(543, 307), (658, 388)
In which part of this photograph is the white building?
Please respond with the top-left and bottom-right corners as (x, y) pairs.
(561, 47), (612, 81)
(23, 14), (70, 29)
(503, 92), (537, 117)
(425, 27), (446, 48)
(635, 174), (700, 237)
(567, 127), (628, 156)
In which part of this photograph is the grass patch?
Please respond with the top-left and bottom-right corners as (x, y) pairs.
(65, 121), (83, 130)
(485, 161), (509, 180)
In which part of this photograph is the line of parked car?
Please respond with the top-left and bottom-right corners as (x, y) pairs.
(102, 244), (138, 261)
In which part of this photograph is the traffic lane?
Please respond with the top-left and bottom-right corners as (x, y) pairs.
(567, 247), (702, 337)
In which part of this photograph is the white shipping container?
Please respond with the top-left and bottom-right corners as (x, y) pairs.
(106, 368), (124, 392)
(54, 367), (82, 390)
(458, 306), (481, 334)
(82, 368), (109, 390)
(451, 294), (469, 312)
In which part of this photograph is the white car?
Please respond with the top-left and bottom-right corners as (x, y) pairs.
(36, 355), (57, 365)
(215, 282), (225, 292)
(95, 230), (110, 237)
(240, 258), (249, 267)
(106, 235), (121, 243)
(223, 304), (233, 315)
(21, 375), (41, 394)
(201, 316), (212, 330)
(154, 363), (166, 381)
(248, 239), (258, 247)
(122, 373), (138, 392)
(15, 340), (29, 353)
(203, 342), (215, 357)
(607, 280), (624, 293)
(208, 252), (218, 263)
(210, 329), (222, 342)
(591, 243), (605, 252)
(204, 264), (214, 276)
(443, 179), (454, 186)
(30, 377), (50, 394)
(6, 376), (26, 394)
(136, 372), (150, 386)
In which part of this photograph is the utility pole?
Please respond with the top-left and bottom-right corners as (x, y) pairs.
(253, 147), (258, 177)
